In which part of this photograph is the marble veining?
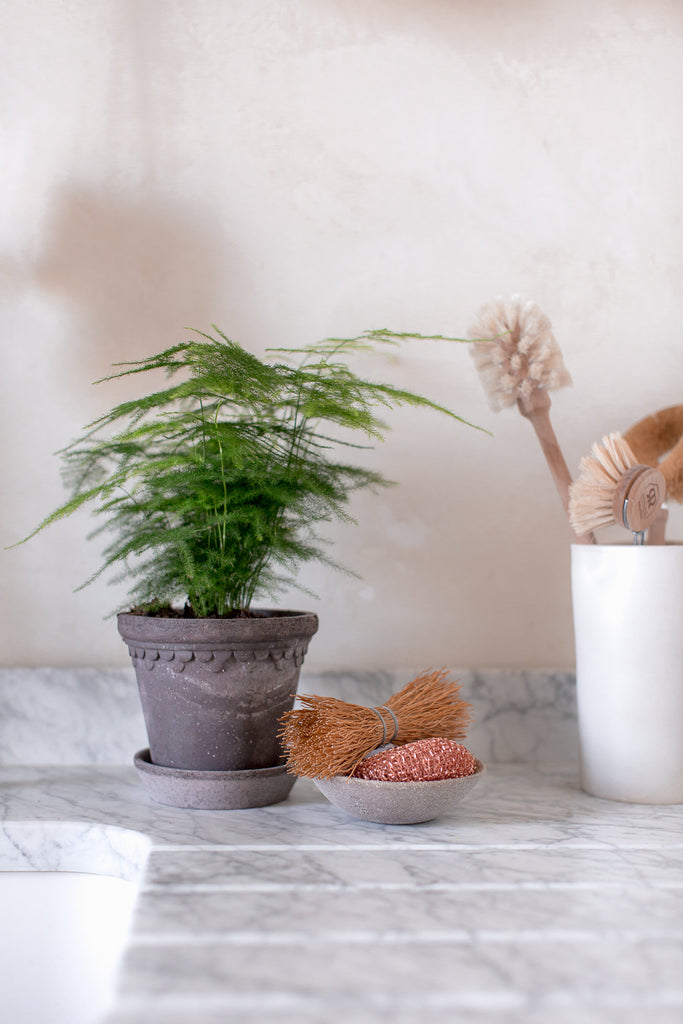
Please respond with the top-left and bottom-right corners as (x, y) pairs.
(0, 667), (578, 765)
(0, 820), (149, 882)
(1, 763), (682, 1023)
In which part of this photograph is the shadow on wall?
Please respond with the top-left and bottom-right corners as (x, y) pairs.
(35, 186), (233, 375)
(326, 0), (558, 43)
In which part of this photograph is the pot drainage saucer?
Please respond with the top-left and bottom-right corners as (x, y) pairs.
(133, 749), (297, 810)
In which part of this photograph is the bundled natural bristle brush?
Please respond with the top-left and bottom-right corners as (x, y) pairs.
(279, 668), (472, 779)
(568, 432), (666, 543)
(468, 296), (595, 544)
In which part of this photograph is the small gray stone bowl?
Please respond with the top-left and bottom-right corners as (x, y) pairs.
(313, 759), (485, 824)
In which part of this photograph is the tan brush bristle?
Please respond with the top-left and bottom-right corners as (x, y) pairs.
(278, 668), (473, 780)
(568, 432), (666, 536)
(624, 404), (683, 503)
(468, 295), (572, 412)
(468, 296), (594, 544)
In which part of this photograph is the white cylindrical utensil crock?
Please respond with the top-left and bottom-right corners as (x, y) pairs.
(571, 544), (683, 803)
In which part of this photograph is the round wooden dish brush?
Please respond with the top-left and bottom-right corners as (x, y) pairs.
(279, 668), (473, 779)
(568, 432), (666, 542)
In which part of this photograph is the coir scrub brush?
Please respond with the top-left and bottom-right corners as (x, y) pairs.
(623, 404), (683, 544)
(468, 295), (595, 544)
(568, 432), (666, 543)
(623, 404), (683, 500)
(279, 668), (472, 779)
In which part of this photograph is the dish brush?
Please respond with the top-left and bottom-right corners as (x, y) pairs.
(279, 668), (472, 779)
(568, 432), (666, 543)
(624, 404), (683, 544)
(468, 295), (595, 544)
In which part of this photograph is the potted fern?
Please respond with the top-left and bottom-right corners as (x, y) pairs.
(20, 327), (473, 807)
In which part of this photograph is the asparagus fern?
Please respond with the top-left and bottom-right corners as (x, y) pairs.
(21, 327), (475, 616)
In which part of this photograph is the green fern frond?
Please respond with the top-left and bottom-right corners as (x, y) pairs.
(14, 327), (478, 615)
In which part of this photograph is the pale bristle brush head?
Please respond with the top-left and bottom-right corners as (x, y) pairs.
(466, 294), (592, 540)
(568, 432), (666, 538)
(468, 295), (572, 412)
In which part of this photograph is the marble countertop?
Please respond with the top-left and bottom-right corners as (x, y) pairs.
(1, 762), (683, 1024)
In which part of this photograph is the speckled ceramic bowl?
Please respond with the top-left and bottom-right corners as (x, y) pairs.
(313, 759), (485, 824)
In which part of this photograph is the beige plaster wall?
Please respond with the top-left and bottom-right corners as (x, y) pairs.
(2, 0), (682, 669)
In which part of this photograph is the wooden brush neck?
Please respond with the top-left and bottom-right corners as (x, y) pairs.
(517, 389), (552, 418)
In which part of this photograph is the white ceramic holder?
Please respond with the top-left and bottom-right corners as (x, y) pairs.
(571, 544), (683, 803)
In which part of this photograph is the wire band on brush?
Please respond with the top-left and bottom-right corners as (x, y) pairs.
(371, 705), (399, 744)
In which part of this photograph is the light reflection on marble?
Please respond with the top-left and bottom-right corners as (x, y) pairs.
(1, 764), (682, 1023)
(0, 667), (578, 765)
(0, 819), (149, 882)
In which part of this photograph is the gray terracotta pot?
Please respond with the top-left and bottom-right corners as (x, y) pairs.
(118, 610), (318, 772)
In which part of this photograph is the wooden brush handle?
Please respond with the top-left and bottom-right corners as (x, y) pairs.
(647, 504), (669, 545)
(518, 391), (596, 545)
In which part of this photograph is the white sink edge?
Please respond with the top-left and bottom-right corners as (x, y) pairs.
(0, 819), (151, 882)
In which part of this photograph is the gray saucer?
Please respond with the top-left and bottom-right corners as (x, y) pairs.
(133, 749), (297, 809)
